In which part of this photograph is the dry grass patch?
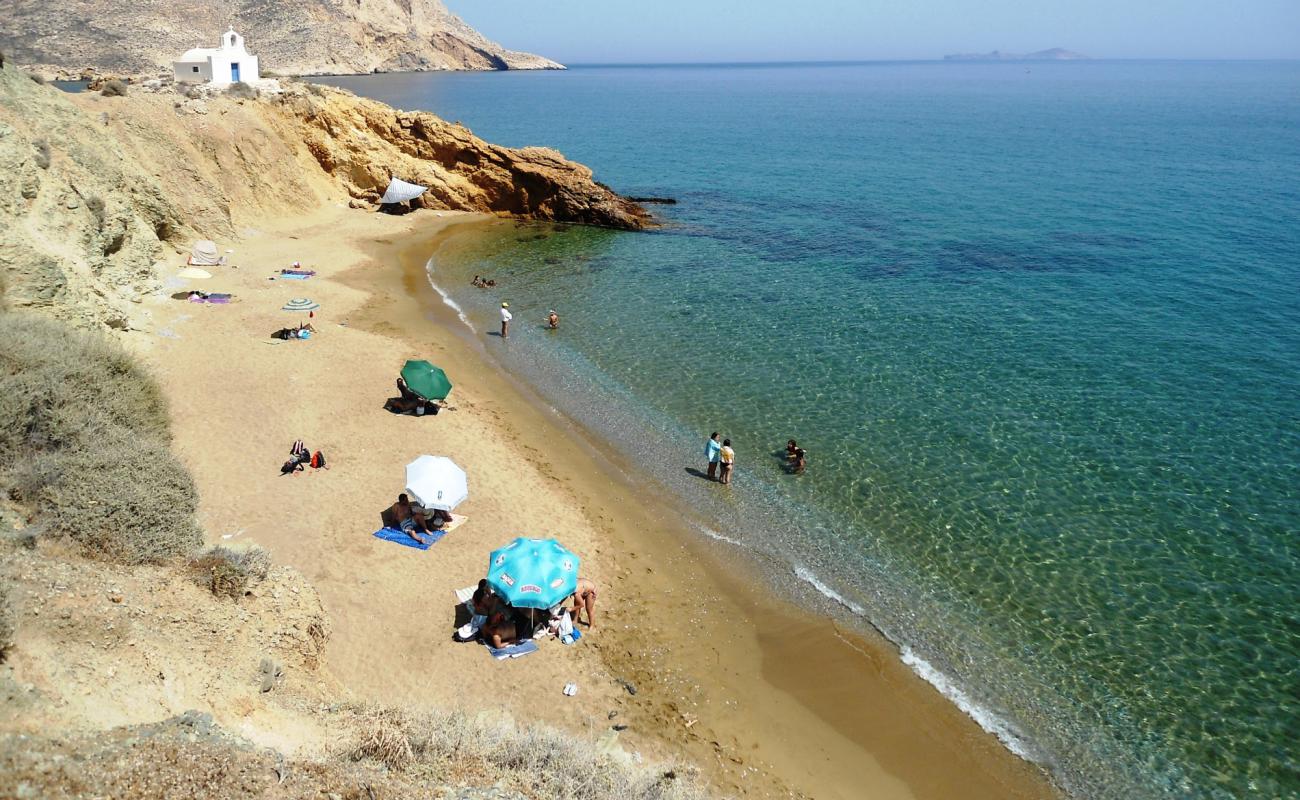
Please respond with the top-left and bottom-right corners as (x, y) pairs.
(344, 705), (707, 800)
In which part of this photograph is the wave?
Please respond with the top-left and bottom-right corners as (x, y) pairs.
(793, 562), (1039, 764)
(424, 256), (474, 332)
(900, 647), (1035, 761)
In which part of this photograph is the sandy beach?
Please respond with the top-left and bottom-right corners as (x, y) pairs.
(134, 204), (1060, 800)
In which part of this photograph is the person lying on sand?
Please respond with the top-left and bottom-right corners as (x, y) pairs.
(483, 611), (519, 649)
(571, 577), (598, 629)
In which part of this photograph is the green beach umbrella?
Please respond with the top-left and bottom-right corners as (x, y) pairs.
(400, 359), (453, 401)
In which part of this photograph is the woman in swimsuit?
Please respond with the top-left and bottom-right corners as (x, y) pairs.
(571, 577), (598, 629)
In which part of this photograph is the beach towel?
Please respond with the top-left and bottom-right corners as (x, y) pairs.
(372, 526), (446, 550)
(188, 293), (232, 304)
(279, 273), (312, 280)
(485, 639), (538, 660)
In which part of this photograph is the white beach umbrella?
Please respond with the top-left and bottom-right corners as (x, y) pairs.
(405, 455), (468, 512)
(379, 178), (428, 205)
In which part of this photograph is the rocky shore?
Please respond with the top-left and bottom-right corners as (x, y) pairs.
(0, 66), (646, 330)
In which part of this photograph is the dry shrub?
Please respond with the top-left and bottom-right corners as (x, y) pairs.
(345, 705), (707, 799)
(100, 79), (128, 97)
(178, 83), (201, 100)
(225, 81), (257, 100)
(190, 546), (270, 599)
(0, 313), (201, 564)
(352, 709), (414, 771)
(32, 139), (51, 170)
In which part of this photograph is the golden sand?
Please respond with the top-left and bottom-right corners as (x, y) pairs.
(136, 206), (1059, 800)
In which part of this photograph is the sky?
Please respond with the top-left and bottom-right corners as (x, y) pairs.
(445, 0), (1300, 64)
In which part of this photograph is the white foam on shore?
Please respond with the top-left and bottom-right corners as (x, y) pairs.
(424, 257), (474, 332)
(793, 564), (1037, 764)
(900, 647), (1035, 761)
(793, 564), (867, 616)
(695, 524), (744, 547)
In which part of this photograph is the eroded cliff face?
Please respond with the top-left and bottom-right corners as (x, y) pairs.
(0, 0), (562, 78)
(0, 66), (645, 328)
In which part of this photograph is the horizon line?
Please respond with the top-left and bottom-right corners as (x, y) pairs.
(555, 57), (1300, 68)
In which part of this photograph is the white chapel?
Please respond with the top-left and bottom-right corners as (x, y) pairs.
(173, 29), (260, 86)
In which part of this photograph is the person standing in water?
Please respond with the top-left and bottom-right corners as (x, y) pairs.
(704, 432), (722, 480)
(546, 309), (560, 330)
(499, 301), (512, 338)
(719, 438), (736, 484)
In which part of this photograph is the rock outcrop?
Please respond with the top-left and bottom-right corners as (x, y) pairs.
(0, 0), (563, 78)
(0, 64), (646, 328)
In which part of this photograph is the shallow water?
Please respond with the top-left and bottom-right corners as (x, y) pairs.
(317, 62), (1300, 799)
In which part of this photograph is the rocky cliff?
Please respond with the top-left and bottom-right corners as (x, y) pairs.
(0, 64), (646, 328)
(0, 0), (562, 78)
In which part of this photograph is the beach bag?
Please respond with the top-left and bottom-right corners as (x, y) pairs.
(280, 459), (299, 475)
(273, 328), (294, 340)
(310, 450), (326, 469)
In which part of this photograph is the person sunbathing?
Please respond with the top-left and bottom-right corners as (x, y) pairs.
(483, 611), (519, 649)
(390, 493), (431, 544)
(396, 377), (418, 401)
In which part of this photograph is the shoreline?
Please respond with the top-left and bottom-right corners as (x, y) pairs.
(140, 205), (1061, 799)
(380, 214), (1063, 799)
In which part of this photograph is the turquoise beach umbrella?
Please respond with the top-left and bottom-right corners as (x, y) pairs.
(486, 537), (580, 610)
(400, 359), (453, 401)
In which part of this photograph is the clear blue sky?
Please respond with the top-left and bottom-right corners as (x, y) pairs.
(446, 0), (1300, 64)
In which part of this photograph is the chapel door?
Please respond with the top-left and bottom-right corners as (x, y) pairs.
(231, 63), (241, 82)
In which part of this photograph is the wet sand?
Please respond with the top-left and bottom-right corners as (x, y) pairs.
(141, 205), (1060, 800)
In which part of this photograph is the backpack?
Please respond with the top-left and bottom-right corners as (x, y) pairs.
(310, 450), (326, 469)
(280, 459), (301, 475)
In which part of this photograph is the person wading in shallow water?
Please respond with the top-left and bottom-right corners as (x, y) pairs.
(719, 438), (736, 484)
(546, 309), (560, 330)
(704, 432), (722, 480)
(499, 301), (512, 338)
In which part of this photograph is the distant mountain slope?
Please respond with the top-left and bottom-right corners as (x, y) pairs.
(0, 0), (563, 76)
(944, 48), (1090, 61)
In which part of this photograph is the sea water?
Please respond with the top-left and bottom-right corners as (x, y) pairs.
(315, 62), (1300, 799)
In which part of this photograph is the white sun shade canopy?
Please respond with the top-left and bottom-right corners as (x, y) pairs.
(380, 178), (428, 205)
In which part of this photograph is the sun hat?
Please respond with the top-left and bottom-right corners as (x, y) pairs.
(501, 302), (509, 308)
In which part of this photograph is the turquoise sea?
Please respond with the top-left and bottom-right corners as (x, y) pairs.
(316, 62), (1300, 799)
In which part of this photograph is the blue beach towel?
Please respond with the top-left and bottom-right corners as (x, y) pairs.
(486, 639), (539, 660)
(372, 527), (447, 550)
(562, 629), (583, 645)
(279, 273), (312, 280)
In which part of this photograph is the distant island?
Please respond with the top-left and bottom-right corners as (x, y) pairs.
(944, 48), (1090, 61)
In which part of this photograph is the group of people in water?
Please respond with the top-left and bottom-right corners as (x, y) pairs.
(460, 576), (599, 649)
(702, 433), (808, 484)
(471, 275), (498, 288)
